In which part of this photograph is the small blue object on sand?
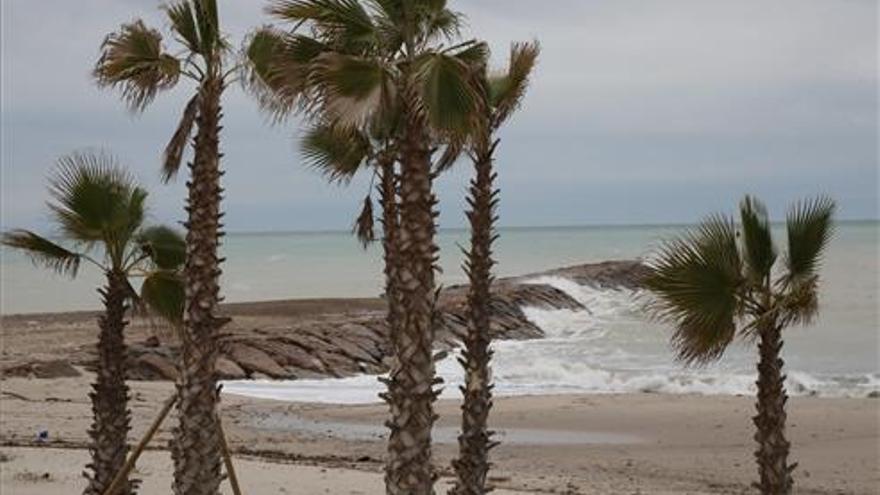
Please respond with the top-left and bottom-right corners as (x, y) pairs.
(37, 430), (48, 442)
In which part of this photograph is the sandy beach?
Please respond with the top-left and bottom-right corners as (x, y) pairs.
(1, 301), (878, 494)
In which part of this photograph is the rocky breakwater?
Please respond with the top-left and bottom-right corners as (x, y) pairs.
(7, 260), (647, 382)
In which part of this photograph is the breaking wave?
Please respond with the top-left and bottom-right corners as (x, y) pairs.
(223, 276), (879, 404)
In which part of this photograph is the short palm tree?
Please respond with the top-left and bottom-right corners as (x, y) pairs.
(644, 195), (835, 495)
(451, 41), (539, 495)
(1, 152), (185, 495)
(93, 2), (236, 492)
(246, 1), (485, 491)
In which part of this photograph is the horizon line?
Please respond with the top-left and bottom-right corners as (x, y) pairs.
(223, 218), (879, 236)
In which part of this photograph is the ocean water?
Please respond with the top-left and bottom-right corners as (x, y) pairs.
(3, 223), (878, 400)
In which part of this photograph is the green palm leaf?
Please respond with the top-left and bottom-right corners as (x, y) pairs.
(314, 53), (388, 126)
(137, 226), (186, 270)
(1, 230), (82, 277)
(739, 195), (776, 283)
(301, 124), (371, 182)
(644, 215), (744, 364)
(141, 270), (185, 324)
(783, 196), (835, 285)
(94, 20), (180, 111)
(164, 1), (201, 54)
(245, 29), (333, 119)
(415, 52), (479, 136)
(47, 152), (146, 249)
(269, 0), (376, 45)
(489, 41), (539, 127)
(193, 0), (223, 55)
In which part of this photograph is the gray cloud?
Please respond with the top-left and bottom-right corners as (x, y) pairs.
(1, 0), (877, 234)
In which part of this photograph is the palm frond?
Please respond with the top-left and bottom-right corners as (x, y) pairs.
(141, 270), (185, 324)
(300, 124), (371, 183)
(1, 230), (82, 277)
(164, 1), (201, 54)
(782, 196), (835, 286)
(94, 20), (180, 111)
(739, 195), (776, 283)
(137, 225), (186, 270)
(47, 151), (146, 248)
(193, 0), (227, 55)
(489, 41), (539, 127)
(162, 94), (199, 182)
(434, 135), (465, 173)
(415, 52), (480, 137)
(269, 0), (377, 50)
(244, 28), (330, 119)
(644, 215), (744, 364)
(410, 0), (462, 43)
(452, 40), (489, 68)
(353, 193), (376, 248)
(313, 53), (388, 127)
(776, 275), (820, 327)
(423, 5), (462, 42)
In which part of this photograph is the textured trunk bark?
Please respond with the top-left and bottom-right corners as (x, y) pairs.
(753, 322), (795, 494)
(378, 155), (403, 347)
(383, 99), (440, 494)
(171, 75), (227, 495)
(84, 270), (134, 495)
(451, 137), (499, 495)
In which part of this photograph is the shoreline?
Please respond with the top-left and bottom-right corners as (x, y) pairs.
(1, 374), (877, 494)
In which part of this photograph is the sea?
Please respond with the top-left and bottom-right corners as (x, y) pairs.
(2, 222), (878, 402)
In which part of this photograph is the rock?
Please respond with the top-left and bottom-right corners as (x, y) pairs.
(867, 390), (880, 399)
(225, 343), (287, 378)
(130, 354), (177, 381)
(248, 339), (326, 374)
(216, 357), (247, 380)
(2, 363), (34, 378)
(31, 360), (80, 379)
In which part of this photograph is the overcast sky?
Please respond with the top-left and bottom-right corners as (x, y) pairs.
(1, 0), (877, 233)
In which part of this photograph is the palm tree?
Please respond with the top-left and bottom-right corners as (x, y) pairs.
(643, 195), (835, 495)
(450, 41), (539, 495)
(299, 123), (405, 359)
(246, 2), (484, 491)
(1, 152), (185, 495)
(93, 2), (235, 492)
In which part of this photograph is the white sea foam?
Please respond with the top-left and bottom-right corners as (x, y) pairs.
(223, 275), (880, 404)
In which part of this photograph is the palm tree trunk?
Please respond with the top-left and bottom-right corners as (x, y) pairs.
(753, 322), (796, 494)
(383, 101), (440, 494)
(378, 155), (403, 346)
(172, 75), (227, 495)
(451, 138), (499, 495)
(84, 270), (134, 495)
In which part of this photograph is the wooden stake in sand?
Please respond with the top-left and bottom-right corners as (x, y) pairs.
(217, 412), (242, 495)
(102, 393), (177, 495)
(101, 390), (243, 495)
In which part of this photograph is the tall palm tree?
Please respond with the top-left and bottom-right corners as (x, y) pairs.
(644, 195), (835, 495)
(246, 2), (484, 491)
(93, 2), (234, 492)
(1, 152), (185, 495)
(450, 41), (539, 495)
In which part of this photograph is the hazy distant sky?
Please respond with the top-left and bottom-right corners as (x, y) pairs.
(1, 0), (877, 233)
